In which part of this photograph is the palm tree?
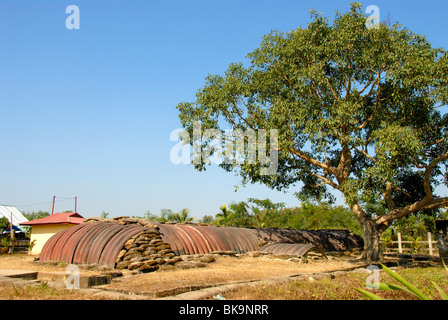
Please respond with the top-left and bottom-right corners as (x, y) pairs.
(160, 209), (175, 222)
(228, 201), (253, 227)
(216, 205), (230, 225)
(173, 208), (194, 223)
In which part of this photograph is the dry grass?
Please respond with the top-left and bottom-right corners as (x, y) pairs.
(0, 254), (60, 271)
(1, 253), (446, 301)
(222, 266), (448, 300)
(0, 253), (104, 275)
(0, 282), (101, 300)
(12, 252), (443, 300)
(103, 255), (363, 294)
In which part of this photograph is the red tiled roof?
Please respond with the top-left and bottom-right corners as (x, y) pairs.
(20, 212), (85, 226)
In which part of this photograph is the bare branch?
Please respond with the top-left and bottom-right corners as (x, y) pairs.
(383, 181), (397, 212)
(353, 146), (376, 162)
(356, 71), (382, 130)
(377, 152), (448, 226)
(288, 147), (339, 178)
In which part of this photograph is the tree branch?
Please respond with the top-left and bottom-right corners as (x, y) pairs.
(383, 181), (397, 212)
(353, 146), (376, 162)
(303, 167), (342, 192)
(376, 151), (448, 226)
(288, 147), (338, 178)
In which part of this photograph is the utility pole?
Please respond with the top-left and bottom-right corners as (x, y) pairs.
(10, 212), (14, 254)
(74, 196), (77, 213)
(51, 196), (56, 215)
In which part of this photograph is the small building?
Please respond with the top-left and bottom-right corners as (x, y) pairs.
(20, 212), (85, 255)
(0, 205), (29, 235)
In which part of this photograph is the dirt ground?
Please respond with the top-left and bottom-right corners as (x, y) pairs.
(0, 252), (365, 298)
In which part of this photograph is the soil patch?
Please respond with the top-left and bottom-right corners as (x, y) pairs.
(99, 254), (363, 296)
(0, 252), (365, 299)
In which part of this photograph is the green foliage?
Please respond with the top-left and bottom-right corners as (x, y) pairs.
(355, 262), (448, 300)
(0, 217), (10, 233)
(100, 211), (109, 218)
(211, 198), (362, 234)
(23, 211), (49, 221)
(215, 205), (231, 225)
(380, 210), (448, 242)
(1, 237), (11, 253)
(199, 215), (214, 224)
(176, 1), (448, 261)
(177, 2), (448, 201)
(147, 208), (195, 223)
(28, 239), (37, 252)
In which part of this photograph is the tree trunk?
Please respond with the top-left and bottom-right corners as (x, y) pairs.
(360, 220), (383, 262)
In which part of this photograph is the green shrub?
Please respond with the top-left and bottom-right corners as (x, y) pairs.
(355, 262), (448, 300)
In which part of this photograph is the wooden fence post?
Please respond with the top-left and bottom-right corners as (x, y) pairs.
(10, 212), (14, 254)
(428, 232), (433, 256)
(397, 232), (402, 254)
(436, 220), (448, 259)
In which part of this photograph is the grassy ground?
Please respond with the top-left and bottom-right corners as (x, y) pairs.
(103, 254), (363, 295)
(0, 253), (100, 274)
(220, 266), (448, 300)
(0, 282), (100, 300)
(1, 253), (447, 300)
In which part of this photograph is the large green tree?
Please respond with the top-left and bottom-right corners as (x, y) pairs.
(176, 3), (448, 261)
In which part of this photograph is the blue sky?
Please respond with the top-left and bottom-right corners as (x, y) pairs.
(1, 0), (447, 219)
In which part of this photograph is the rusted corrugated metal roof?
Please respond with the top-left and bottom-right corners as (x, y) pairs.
(39, 221), (363, 268)
(39, 223), (145, 267)
(259, 243), (326, 257)
(156, 223), (259, 255)
(255, 228), (363, 252)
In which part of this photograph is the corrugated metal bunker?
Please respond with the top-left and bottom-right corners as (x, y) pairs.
(39, 219), (363, 269)
(39, 223), (147, 266)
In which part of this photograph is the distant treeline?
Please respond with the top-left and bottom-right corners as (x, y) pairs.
(22, 198), (447, 240)
(140, 198), (363, 236)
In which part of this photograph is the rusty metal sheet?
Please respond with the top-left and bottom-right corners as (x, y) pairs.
(187, 225), (214, 253)
(247, 229), (261, 250)
(157, 224), (184, 255)
(255, 228), (363, 252)
(179, 225), (204, 254)
(158, 224), (262, 255)
(72, 223), (108, 264)
(99, 225), (146, 267)
(80, 223), (120, 264)
(172, 225), (197, 254)
(182, 225), (208, 254)
(165, 224), (190, 255)
(161, 224), (188, 255)
(182, 225), (207, 254)
(39, 227), (67, 261)
(170, 225), (197, 254)
(210, 227), (233, 252)
(236, 228), (257, 252)
(196, 226), (225, 252)
(218, 227), (243, 253)
(231, 227), (258, 252)
(259, 243), (326, 257)
(40, 223), (160, 267)
(155, 224), (260, 255)
(85, 224), (125, 264)
(51, 224), (86, 262)
(58, 224), (90, 264)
